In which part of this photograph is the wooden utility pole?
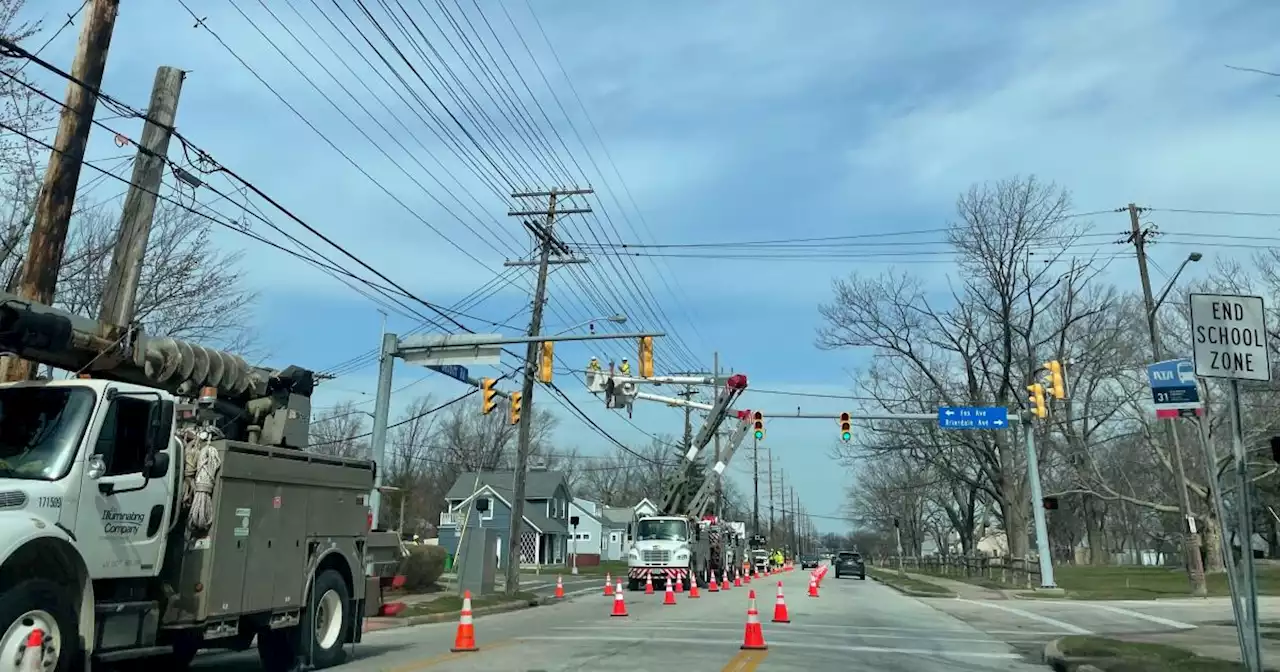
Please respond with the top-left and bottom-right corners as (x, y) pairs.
(99, 66), (184, 327)
(1127, 203), (1208, 597)
(767, 445), (775, 544)
(502, 188), (591, 596)
(790, 487), (798, 555)
(779, 469), (786, 550)
(4, 0), (119, 382)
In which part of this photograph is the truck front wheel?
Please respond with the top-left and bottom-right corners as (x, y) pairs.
(0, 578), (79, 672)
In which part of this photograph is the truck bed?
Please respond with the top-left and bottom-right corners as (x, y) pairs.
(163, 441), (373, 626)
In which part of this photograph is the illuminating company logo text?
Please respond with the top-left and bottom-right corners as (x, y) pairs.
(102, 510), (145, 535)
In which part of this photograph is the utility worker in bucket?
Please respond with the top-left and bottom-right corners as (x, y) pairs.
(619, 357), (631, 375)
(587, 357), (601, 373)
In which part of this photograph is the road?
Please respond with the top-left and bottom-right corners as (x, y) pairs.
(192, 568), (1046, 671)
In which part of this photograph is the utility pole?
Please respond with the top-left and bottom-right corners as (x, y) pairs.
(767, 445), (775, 544)
(713, 351), (722, 519)
(752, 435), (760, 537)
(4, 0), (119, 382)
(503, 187), (591, 596)
(1128, 202), (1208, 597)
(779, 469), (786, 551)
(99, 66), (184, 326)
(790, 487), (798, 556)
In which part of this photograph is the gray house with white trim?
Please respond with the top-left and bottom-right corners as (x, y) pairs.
(436, 469), (572, 568)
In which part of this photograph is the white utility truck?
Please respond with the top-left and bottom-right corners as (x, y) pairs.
(0, 293), (400, 670)
(626, 375), (752, 589)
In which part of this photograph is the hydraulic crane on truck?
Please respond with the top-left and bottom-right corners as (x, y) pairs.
(586, 368), (753, 587)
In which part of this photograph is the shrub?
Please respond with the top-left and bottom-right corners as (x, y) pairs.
(401, 545), (447, 591)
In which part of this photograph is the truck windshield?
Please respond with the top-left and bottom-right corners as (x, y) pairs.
(0, 387), (95, 481)
(635, 519), (688, 541)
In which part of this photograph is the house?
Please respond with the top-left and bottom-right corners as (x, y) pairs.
(634, 498), (659, 517)
(436, 469), (572, 568)
(567, 498), (604, 566)
(600, 506), (636, 561)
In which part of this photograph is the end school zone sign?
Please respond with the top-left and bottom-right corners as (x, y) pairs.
(1190, 293), (1272, 382)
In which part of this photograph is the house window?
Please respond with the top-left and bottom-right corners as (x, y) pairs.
(610, 531), (620, 545)
(479, 497), (493, 520)
(576, 531), (591, 541)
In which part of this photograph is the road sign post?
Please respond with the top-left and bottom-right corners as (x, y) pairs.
(937, 406), (1010, 430)
(1191, 292), (1268, 672)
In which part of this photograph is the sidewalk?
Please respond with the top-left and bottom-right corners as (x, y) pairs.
(897, 570), (1010, 600)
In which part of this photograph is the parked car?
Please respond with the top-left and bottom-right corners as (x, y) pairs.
(800, 554), (820, 569)
(834, 551), (865, 580)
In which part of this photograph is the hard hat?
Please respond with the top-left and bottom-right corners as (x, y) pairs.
(590, 356), (598, 361)
(622, 357), (628, 361)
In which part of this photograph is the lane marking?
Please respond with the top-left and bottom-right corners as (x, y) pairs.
(520, 635), (1022, 659)
(721, 648), (768, 671)
(385, 638), (516, 671)
(1076, 602), (1196, 630)
(629, 620), (1065, 635)
(956, 598), (1093, 635)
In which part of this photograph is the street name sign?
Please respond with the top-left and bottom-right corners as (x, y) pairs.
(426, 364), (470, 383)
(937, 406), (1009, 430)
(1145, 359), (1203, 419)
(1190, 293), (1271, 382)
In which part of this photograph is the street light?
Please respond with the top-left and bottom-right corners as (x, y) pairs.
(552, 313), (627, 336)
(1151, 252), (1203, 316)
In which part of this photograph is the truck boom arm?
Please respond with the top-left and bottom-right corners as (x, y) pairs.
(657, 374), (748, 514)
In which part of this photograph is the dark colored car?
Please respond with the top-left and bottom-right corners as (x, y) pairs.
(834, 551), (865, 580)
(800, 554), (819, 569)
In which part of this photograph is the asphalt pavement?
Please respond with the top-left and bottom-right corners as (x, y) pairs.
(192, 567), (1047, 671)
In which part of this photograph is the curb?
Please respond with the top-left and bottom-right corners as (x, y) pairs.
(1043, 637), (1105, 672)
(381, 589), (597, 630)
(866, 572), (956, 599)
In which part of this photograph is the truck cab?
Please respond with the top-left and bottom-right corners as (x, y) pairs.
(627, 515), (697, 590)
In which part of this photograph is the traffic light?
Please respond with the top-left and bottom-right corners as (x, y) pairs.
(1045, 360), (1066, 400)
(1271, 436), (1280, 464)
(1042, 496), (1059, 511)
(539, 342), (554, 383)
(839, 412), (851, 442)
(638, 336), (654, 378)
(752, 411), (765, 440)
(1026, 383), (1047, 419)
(509, 391), (522, 426)
(481, 378), (497, 415)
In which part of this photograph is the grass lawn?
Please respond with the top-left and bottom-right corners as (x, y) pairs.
(1057, 635), (1243, 671)
(908, 563), (1280, 600)
(398, 591), (538, 619)
(563, 560), (629, 576)
(866, 567), (956, 597)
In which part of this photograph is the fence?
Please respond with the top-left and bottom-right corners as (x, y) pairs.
(879, 555), (1043, 589)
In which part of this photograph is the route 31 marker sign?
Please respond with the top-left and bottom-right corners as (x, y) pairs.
(1190, 293), (1271, 382)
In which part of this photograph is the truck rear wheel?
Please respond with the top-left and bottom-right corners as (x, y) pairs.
(0, 578), (79, 672)
(258, 569), (350, 671)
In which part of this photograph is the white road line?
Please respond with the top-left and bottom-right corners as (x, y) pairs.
(520, 636), (1022, 659)
(640, 619), (1070, 636)
(1076, 602), (1196, 630)
(956, 598), (1093, 635)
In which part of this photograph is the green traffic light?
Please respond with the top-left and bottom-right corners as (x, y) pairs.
(754, 430), (763, 440)
(841, 432), (851, 442)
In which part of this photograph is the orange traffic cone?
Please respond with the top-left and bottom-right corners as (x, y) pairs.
(733, 573), (743, 588)
(741, 590), (767, 650)
(689, 576), (701, 598)
(604, 573), (614, 596)
(450, 591), (479, 652)
(645, 574), (655, 595)
(554, 576), (565, 599)
(611, 580), (628, 617)
(663, 579), (677, 605)
(722, 572), (731, 591)
(808, 575), (819, 598)
(18, 629), (44, 671)
(708, 571), (720, 593)
(675, 574), (685, 593)
(772, 581), (790, 623)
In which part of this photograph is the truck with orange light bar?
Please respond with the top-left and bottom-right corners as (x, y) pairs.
(0, 292), (403, 670)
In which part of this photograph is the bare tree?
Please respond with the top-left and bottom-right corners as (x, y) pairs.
(0, 0), (54, 276)
(308, 402), (370, 459)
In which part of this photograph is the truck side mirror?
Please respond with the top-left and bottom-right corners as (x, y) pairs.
(148, 401), (174, 456)
(145, 451), (170, 479)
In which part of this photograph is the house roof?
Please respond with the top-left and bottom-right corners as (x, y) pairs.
(601, 506), (635, 526)
(569, 499), (602, 523)
(524, 507), (568, 535)
(445, 470), (569, 501)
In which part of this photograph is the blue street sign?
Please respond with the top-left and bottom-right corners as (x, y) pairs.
(427, 364), (470, 383)
(1146, 359), (1202, 417)
(937, 406), (1009, 430)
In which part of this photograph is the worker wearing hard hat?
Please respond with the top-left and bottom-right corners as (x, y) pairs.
(587, 357), (601, 372)
(619, 357), (631, 375)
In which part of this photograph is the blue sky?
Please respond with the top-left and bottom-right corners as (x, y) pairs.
(16, 0), (1280, 533)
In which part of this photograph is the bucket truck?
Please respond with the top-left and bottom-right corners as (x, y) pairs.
(588, 372), (754, 590)
(0, 292), (402, 670)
